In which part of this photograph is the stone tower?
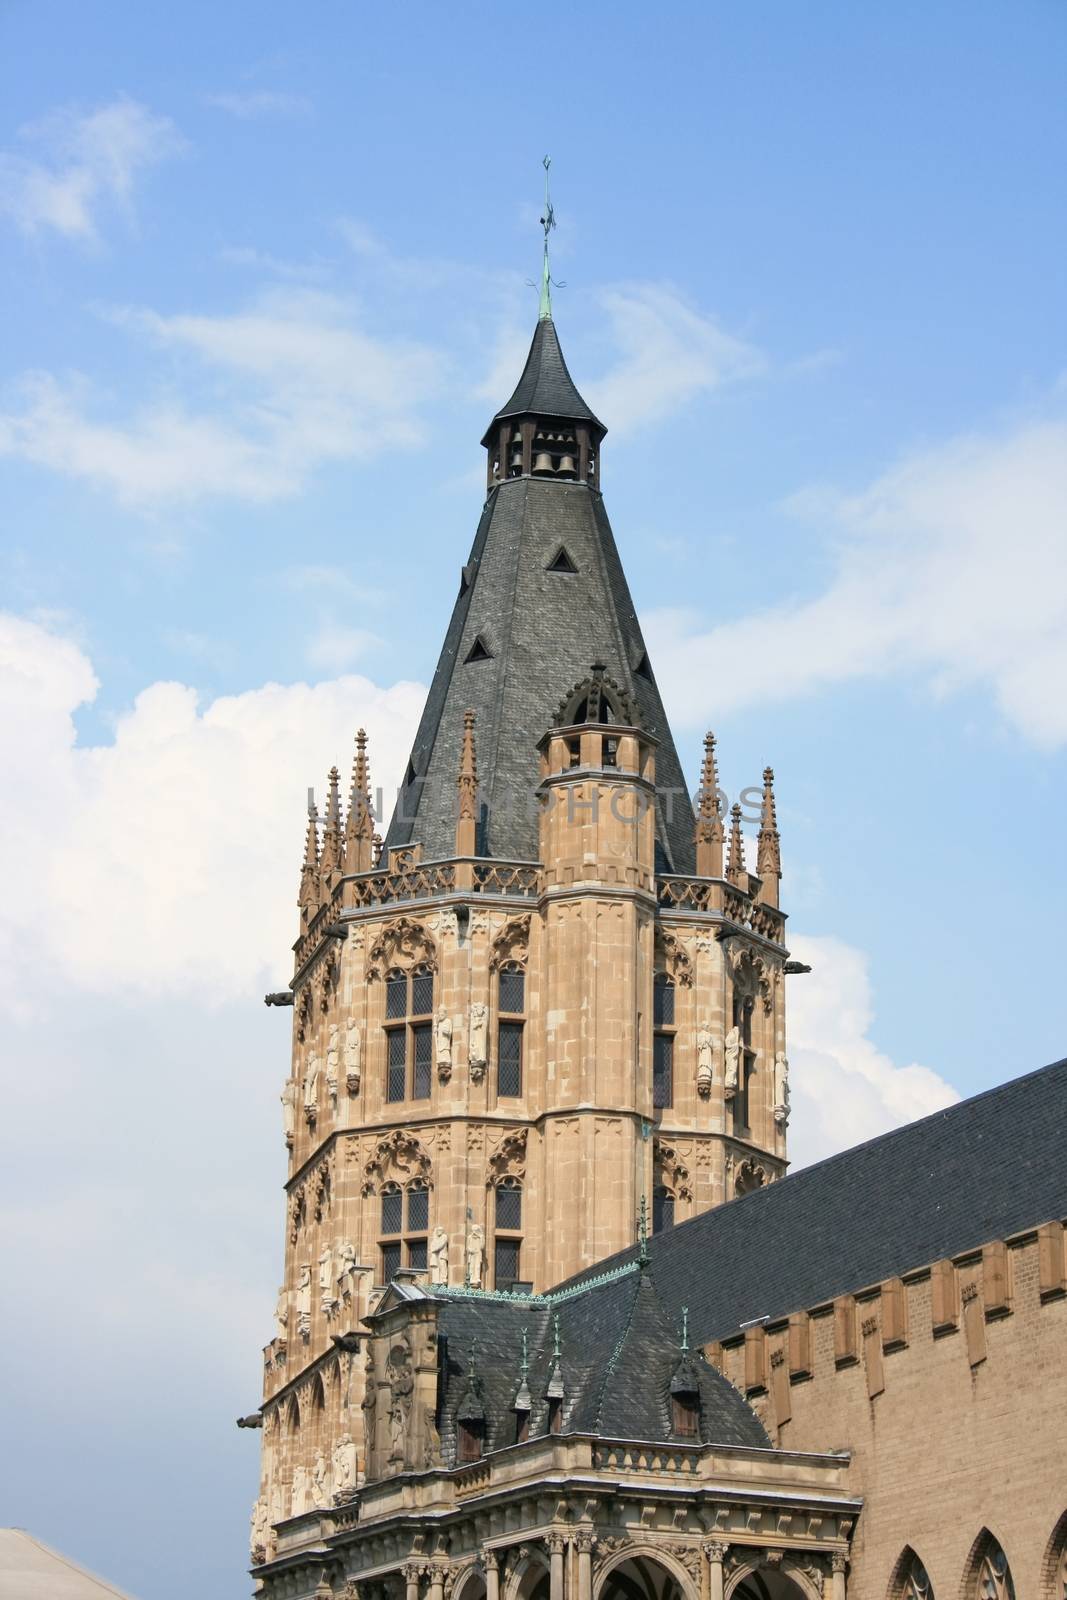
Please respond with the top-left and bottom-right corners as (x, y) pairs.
(253, 305), (792, 1548)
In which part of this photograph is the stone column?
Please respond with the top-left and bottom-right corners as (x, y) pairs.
(831, 1554), (847, 1600)
(575, 1532), (595, 1600)
(428, 1565), (447, 1600)
(484, 1551), (500, 1600)
(404, 1564), (422, 1600)
(547, 1533), (566, 1600)
(702, 1544), (727, 1600)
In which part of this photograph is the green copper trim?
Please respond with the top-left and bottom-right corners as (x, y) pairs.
(539, 154), (555, 321)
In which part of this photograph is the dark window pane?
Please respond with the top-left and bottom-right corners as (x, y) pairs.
(671, 1394), (699, 1438)
(411, 969), (434, 1016)
(406, 1185), (429, 1233)
(494, 1239), (521, 1288)
(653, 975), (675, 1026)
(386, 1028), (406, 1102)
(407, 1239), (427, 1271)
(412, 1023), (432, 1099)
(498, 1021), (523, 1097)
(496, 1184), (522, 1231)
(386, 973), (407, 1020)
(653, 1032), (674, 1108)
(458, 1420), (483, 1463)
(653, 1187), (675, 1233)
(381, 1188), (402, 1235)
(498, 967), (525, 1014)
(380, 1241), (401, 1281)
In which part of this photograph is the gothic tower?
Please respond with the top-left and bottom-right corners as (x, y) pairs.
(254, 296), (793, 1551)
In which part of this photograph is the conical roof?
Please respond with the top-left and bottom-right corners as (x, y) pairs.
(481, 317), (604, 442)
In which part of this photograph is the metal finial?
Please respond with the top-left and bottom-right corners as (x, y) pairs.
(681, 1305), (689, 1354)
(638, 1195), (650, 1265)
(552, 1311), (561, 1361)
(539, 155), (556, 321)
(520, 1326), (529, 1379)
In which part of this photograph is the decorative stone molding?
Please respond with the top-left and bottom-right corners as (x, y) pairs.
(487, 1127), (528, 1186)
(367, 917), (438, 979)
(488, 915), (531, 973)
(362, 1130), (433, 1194)
(655, 1139), (693, 1202)
(656, 929), (694, 987)
(734, 1158), (767, 1197)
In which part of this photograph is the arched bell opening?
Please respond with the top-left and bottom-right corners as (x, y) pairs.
(596, 1550), (696, 1600)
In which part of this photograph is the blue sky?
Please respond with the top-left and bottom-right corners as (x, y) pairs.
(1, 4), (1065, 1598)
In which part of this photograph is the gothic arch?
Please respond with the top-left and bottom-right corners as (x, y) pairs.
(367, 916), (438, 979)
(451, 1562), (488, 1600)
(487, 1126), (528, 1187)
(888, 1546), (934, 1600)
(594, 1544), (697, 1600)
(724, 1558), (824, 1600)
(489, 915), (531, 972)
(1040, 1512), (1067, 1600)
(654, 1139), (693, 1202)
(555, 665), (639, 730)
(959, 1530), (1016, 1600)
(362, 1129), (433, 1194)
(285, 1392), (301, 1437)
(502, 1546), (550, 1600)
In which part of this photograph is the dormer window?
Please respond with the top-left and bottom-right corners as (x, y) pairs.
(671, 1391), (700, 1439)
(457, 1417), (484, 1463)
(547, 1396), (563, 1434)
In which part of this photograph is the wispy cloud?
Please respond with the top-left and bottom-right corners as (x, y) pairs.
(0, 96), (182, 241)
(306, 621), (382, 672)
(205, 90), (312, 120)
(645, 410), (1067, 748)
(0, 289), (444, 505)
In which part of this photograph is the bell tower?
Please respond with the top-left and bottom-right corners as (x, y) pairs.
(251, 209), (796, 1563)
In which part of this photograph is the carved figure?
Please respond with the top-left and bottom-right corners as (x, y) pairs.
(335, 1240), (356, 1301)
(344, 1018), (362, 1093)
(724, 1026), (740, 1097)
(696, 1020), (715, 1096)
(468, 1002), (488, 1081)
(273, 1287), (289, 1342)
(387, 1351), (414, 1464)
(465, 1223), (485, 1288)
(435, 1006), (453, 1080)
(296, 1262), (312, 1335)
(280, 1079), (297, 1145)
(429, 1225), (449, 1285)
(250, 1496), (269, 1561)
(303, 1052), (320, 1118)
(326, 1024), (340, 1102)
(270, 1479), (285, 1526)
(773, 1052), (790, 1127)
(312, 1448), (329, 1505)
(333, 1433), (358, 1497)
(291, 1462), (309, 1516)
(318, 1245), (333, 1308)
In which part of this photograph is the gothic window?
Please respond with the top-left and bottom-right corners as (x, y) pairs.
(671, 1391), (700, 1439)
(653, 973), (675, 1109)
(405, 1180), (430, 1270)
(384, 964), (434, 1103)
(898, 1553), (933, 1600)
(379, 1180), (430, 1278)
(653, 1185), (675, 1233)
(975, 1541), (1015, 1600)
(497, 964), (525, 1098)
(494, 1177), (523, 1288)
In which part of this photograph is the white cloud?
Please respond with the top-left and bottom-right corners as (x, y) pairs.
(645, 414), (1067, 746)
(0, 289), (444, 505)
(0, 96), (181, 240)
(586, 283), (765, 434)
(206, 90), (311, 120)
(786, 933), (960, 1168)
(306, 621), (381, 671)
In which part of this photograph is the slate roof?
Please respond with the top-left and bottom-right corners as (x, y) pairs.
(0, 1529), (138, 1600)
(482, 317), (604, 440)
(562, 1056), (1067, 1347)
(431, 1265), (768, 1464)
(384, 475), (697, 871)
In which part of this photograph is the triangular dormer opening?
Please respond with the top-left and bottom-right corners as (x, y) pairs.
(635, 651), (653, 682)
(465, 635), (494, 664)
(546, 546), (578, 575)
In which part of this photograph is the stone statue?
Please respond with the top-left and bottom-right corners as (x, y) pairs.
(468, 1002), (488, 1082)
(335, 1240), (356, 1302)
(296, 1261), (312, 1336)
(333, 1433), (358, 1498)
(280, 1079), (297, 1145)
(724, 1026), (741, 1097)
(344, 1018), (362, 1093)
(250, 1498), (267, 1560)
(773, 1052), (790, 1127)
(435, 1006), (453, 1080)
(429, 1225), (449, 1285)
(312, 1448), (330, 1505)
(326, 1024), (340, 1102)
(465, 1223), (485, 1288)
(270, 1479), (285, 1526)
(318, 1245), (334, 1309)
(696, 1020), (715, 1096)
(387, 1354), (414, 1464)
(291, 1462), (309, 1516)
(303, 1052), (320, 1118)
(273, 1287), (289, 1342)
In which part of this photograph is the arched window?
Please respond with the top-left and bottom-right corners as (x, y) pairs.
(384, 964), (434, 1104)
(653, 973), (674, 1109)
(1041, 1514), (1067, 1600)
(496, 963), (525, 1098)
(379, 1180), (430, 1280)
(653, 1185), (675, 1233)
(494, 1177), (523, 1288)
(965, 1533), (1016, 1600)
(891, 1548), (933, 1600)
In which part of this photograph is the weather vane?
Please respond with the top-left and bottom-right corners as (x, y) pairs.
(536, 154), (565, 319)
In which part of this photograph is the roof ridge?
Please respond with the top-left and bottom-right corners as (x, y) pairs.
(0, 1529), (138, 1599)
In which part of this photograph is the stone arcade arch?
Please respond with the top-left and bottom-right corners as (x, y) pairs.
(595, 1546), (697, 1600)
(503, 1548), (550, 1600)
(725, 1561), (823, 1600)
(453, 1562), (488, 1600)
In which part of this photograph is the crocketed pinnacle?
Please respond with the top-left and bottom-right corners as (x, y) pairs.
(298, 802), (320, 916)
(319, 766), (342, 890)
(726, 803), (746, 888)
(695, 731), (724, 878)
(455, 708), (479, 857)
(756, 765), (781, 907)
(344, 729), (375, 874)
